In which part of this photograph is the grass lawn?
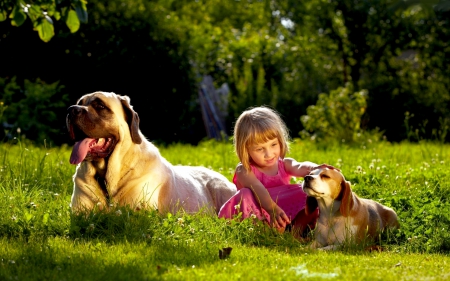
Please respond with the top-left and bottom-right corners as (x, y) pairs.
(0, 138), (449, 280)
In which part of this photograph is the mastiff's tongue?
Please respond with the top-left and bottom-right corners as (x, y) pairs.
(70, 138), (96, 165)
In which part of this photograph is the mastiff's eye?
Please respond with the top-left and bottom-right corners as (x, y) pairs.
(92, 100), (106, 110)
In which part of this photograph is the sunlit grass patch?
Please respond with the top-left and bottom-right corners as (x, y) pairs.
(1, 139), (450, 280)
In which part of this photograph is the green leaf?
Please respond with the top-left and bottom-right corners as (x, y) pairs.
(27, 4), (41, 22)
(35, 19), (54, 42)
(10, 6), (27, 27)
(75, 1), (88, 23)
(0, 9), (7, 22)
(66, 9), (80, 33)
(54, 11), (61, 21)
(61, 7), (68, 18)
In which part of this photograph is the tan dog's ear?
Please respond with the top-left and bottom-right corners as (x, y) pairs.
(339, 180), (354, 217)
(305, 196), (318, 215)
(120, 96), (142, 144)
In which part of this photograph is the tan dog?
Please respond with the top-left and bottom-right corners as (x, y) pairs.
(66, 91), (236, 214)
(303, 168), (399, 250)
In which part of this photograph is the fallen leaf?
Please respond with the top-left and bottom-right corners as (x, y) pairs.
(219, 247), (233, 259)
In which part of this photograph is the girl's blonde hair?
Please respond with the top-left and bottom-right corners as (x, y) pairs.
(233, 106), (290, 172)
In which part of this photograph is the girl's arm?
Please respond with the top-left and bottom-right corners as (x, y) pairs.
(284, 158), (338, 178)
(235, 164), (290, 229)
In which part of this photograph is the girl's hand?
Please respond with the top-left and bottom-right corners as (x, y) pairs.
(312, 163), (341, 172)
(268, 205), (291, 230)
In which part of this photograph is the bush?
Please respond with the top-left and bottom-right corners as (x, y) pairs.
(0, 77), (69, 146)
(300, 83), (368, 144)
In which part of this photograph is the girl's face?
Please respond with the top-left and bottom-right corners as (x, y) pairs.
(248, 138), (280, 171)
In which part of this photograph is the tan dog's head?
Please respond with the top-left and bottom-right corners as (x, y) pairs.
(303, 168), (354, 216)
(66, 91), (142, 165)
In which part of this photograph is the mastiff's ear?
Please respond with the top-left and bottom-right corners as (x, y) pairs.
(119, 95), (142, 144)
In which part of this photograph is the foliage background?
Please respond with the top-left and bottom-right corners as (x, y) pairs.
(0, 0), (449, 146)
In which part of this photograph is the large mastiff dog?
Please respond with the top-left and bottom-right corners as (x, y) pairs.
(66, 91), (236, 214)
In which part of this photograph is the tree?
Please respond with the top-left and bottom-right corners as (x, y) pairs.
(0, 0), (87, 42)
(276, 0), (450, 141)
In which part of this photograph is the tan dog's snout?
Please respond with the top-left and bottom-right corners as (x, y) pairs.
(66, 105), (90, 141)
(67, 105), (85, 117)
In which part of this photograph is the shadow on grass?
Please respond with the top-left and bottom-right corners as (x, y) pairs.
(67, 205), (404, 254)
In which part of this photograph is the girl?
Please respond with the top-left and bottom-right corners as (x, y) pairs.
(218, 106), (335, 234)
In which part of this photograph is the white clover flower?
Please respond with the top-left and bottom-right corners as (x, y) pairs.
(115, 210), (122, 216)
(234, 204), (240, 210)
(250, 214), (257, 219)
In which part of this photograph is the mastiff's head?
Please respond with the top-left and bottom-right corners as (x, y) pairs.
(66, 91), (142, 165)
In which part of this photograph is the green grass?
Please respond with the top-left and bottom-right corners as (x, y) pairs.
(0, 138), (450, 280)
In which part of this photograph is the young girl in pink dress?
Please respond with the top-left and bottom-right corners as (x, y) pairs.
(218, 106), (334, 234)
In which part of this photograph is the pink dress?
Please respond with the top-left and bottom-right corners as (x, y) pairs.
(218, 159), (318, 228)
